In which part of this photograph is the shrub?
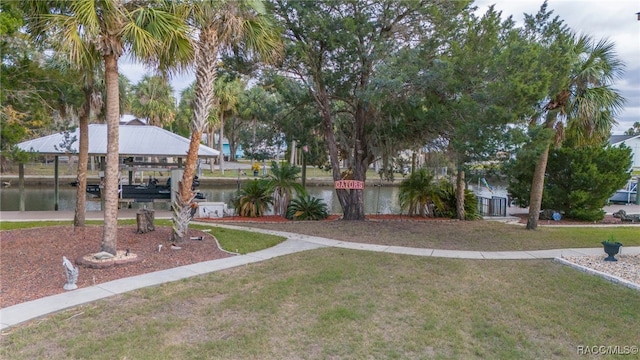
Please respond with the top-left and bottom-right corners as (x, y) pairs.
(435, 180), (481, 220)
(507, 144), (632, 221)
(398, 169), (441, 217)
(233, 179), (273, 217)
(285, 195), (329, 220)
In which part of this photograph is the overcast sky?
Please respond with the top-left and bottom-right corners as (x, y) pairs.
(121, 0), (639, 134)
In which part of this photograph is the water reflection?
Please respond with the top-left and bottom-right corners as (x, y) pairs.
(0, 180), (513, 213)
(0, 184), (403, 214)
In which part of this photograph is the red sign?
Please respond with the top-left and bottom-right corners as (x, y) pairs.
(334, 180), (364, 190)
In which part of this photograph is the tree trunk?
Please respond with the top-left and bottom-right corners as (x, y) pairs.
(455, 168), (465, 220)
(172, 131), (203, 242)
(526, 145), (550, 230)
(208, 126), (215, 172)
(172, 27), (219, 242)
(73, 85), (91, 228)
(101, 54), (120, 255)
(218, 111), (225, 175)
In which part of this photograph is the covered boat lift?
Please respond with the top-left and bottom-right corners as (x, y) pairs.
(15, 125), (219, 210)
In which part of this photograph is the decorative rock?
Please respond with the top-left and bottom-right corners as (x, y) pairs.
(93, 251), (115, 260)
(562, 254), (640, 288)
(77, 250), (141, 269)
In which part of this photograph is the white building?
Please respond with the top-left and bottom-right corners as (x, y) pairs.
(609, 135), (640, 170)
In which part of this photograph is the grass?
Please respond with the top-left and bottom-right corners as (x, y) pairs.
(190, 225), (284, 254)
(237, 220), (640, 251)
(2, 218), (639, 251)
(0, 220), (285, 255)
(2, 249), (639, 359)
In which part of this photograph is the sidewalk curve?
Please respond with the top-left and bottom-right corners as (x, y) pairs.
(1, 220), (639, 331)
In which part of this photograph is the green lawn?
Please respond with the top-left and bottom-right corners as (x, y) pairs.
(236, 220), (640, 251)
(2, 249), (639, 359)
(2, 220), (639, 359)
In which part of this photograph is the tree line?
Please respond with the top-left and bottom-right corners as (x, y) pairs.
(0, 0), (631, 256)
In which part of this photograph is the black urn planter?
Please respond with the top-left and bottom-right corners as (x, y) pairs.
(601, 241), (623, 261)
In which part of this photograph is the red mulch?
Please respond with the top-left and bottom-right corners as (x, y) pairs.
(195, 214), (453, 223)
(0, 226), (233, 308)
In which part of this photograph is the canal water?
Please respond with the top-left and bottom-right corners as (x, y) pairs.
(0, 184), (403, 214)
(0, 180), (507, 214)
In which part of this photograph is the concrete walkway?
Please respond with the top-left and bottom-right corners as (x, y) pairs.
(1, 211), (639, 331)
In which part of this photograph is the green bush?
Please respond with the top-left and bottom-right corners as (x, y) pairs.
(233, 179), (273, 217)
(285, 195), (329, 220)
(435, 180), (481, 220)
(507, 144), (632, 221)
(398, 168), (442, 217)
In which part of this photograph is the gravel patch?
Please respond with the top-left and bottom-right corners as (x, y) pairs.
(560, 253), (640, 290)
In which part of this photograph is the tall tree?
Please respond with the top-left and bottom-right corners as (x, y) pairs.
(433, 6), (550, 220)
(623, 122), (640, 136)
(523, 6), (625, 229)
(6, 3), (94, 223)
(212, 73), (244, 173)
(130, 75), (176, 127)
(25, 0), (192, 254)
(170, 0), (282, 242)
(236, 82), (287, 164)
(271, 0), (469, 220)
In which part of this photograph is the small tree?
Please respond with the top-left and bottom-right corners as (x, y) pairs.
(398, 168), (441, 217)
(266, 161), (305, 217)
(286, 195), (329, 220)
(435, 181), (481, 220)
(233, 179), (273, 217)
(507, 144), (632, 221)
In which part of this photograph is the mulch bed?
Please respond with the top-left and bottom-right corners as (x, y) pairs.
(0, 226), (233, 308)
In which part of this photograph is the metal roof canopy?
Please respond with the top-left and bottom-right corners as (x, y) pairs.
(17, 124), (219, 158)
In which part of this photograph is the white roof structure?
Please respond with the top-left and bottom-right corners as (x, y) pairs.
(17, 124), (219, 158)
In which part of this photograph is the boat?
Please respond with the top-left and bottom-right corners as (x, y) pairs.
(77, 176), (204, 201)
(607, 179), (638, 204)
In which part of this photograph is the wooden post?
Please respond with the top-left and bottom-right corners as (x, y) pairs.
(19, 163), (25, 211)
(54, 156), (59, 211)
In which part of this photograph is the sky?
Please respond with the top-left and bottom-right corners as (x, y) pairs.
(120, 0), (640, 134)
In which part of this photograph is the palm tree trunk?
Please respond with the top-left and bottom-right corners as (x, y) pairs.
(73, 85), (91, 227)
(172, 130), (203, 242)
(172, 27), (219, 242)
(218, 112), (225, 175)
(208, 126), (215, 172)
(455, 168), (465, 220)
(101, 54), (120, 255)
(526, 144), (550, 230)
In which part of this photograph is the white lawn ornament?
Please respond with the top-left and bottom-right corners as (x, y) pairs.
(63, 256), (79, 290)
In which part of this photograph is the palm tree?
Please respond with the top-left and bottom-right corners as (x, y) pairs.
(233, 179), (273, 217)
(526, 34), (625, 230)
(25, 1), (192, 254)
(286, 195), (329, 220)
(398, 168), (441, 217)
(130, 75), (177, 127)
(171, 0), (282, 242)
(74, 69), (103, 228)
(266, 161), (305, 216)
(213, 74), (244, 174)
